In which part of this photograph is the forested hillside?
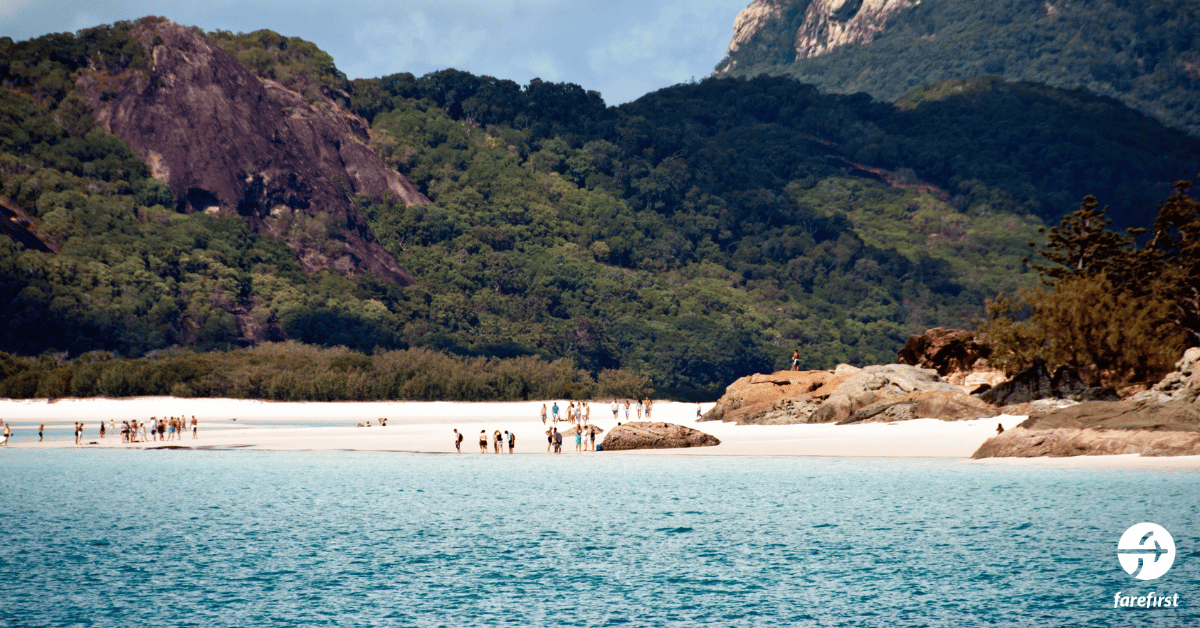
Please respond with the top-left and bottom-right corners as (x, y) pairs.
(0, 21), (1196, 399)
(718, 0), (1200, 137)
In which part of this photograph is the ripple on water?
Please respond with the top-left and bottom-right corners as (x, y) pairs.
(0, 451), (1197, 627)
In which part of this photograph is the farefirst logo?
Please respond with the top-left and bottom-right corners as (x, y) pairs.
(1114, 592), (1179, 608)
(1118, 522), (1176, 580)
(1113, 523), (1182, 610)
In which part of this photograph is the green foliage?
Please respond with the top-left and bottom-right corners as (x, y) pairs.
(206, 29), (349, 101)
(981, 184), (1200, 386)
(0, 342), (618, 402)
(1, 24), (1194, 399)
(720, 0), (1200, 137)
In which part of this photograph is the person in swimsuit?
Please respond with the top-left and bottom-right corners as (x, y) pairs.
(192, 416), (198, 439)
(553, 428), (562, 454)
(39, 424), (44, 442)
(541, 404), (547, 425)
(546, 428), (553, 453)
(611, 400), (619, 419)
(493, 430), (502, 454)
(453, 429), (462, 453)
(791, 349), (801, 371)
(98, 422), (104, 439)
(508, 430), (515, 454)
(589, 428), (597, 451)
(479, 430), (488, 453)
(574, 428), (582, 452)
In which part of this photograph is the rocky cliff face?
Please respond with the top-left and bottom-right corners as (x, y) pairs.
(81, 20), (427, 285)
(794, 0), (920, 59)
(727, 0), (783, 55)
(721, 0), (919, 69)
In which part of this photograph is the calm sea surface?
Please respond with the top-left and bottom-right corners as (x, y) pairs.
(2, 450), (1197, 627)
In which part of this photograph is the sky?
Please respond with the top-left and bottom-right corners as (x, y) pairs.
(0, 0), (750, 105)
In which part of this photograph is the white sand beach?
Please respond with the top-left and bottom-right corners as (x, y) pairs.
(1, 396), (1198, 468)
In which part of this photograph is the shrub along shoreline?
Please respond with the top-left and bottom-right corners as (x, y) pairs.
(0, 342), (652, 402)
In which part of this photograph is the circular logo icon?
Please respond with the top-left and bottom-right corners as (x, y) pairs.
(1118, 522), (1175, 580)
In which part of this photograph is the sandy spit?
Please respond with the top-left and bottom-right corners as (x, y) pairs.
(0, 397), (1197, 468)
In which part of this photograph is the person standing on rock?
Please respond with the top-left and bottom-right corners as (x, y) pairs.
(791, 349), (801, 371)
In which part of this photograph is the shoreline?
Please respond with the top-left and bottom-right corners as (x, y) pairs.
(1, 396), (1198, 468)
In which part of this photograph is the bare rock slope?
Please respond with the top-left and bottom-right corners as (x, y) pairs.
(84, 20), (428, 284)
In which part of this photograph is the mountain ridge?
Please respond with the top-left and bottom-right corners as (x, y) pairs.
(717, 0), (1200, 137)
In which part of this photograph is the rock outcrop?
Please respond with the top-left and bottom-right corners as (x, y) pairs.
(973, 398), (1200, 458)
(600, 422), (720, 451)
(896, 327), (1006, 391)
(793, 0), (921, 59)
(972, 348), (1200, 458)
(705, 363), (992, 424)
(1132, 347), (1200, 404)
(82, 20), (428, 285)
(700, 367), (857, 425)
(977, 359), (1119, 406)
(839, 390), (999, 424)
(972, 426), (1200, 458)
(727, 1), (783, 54)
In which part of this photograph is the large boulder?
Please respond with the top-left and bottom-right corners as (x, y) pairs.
(838, 390), (1000, 424)
(1132, 347), (1200, 404)
(600, 422), (720, 451)
(700, 368), (856, 424)
(810, 364), (962, 423)
(977, 359), (1118, 406)
(897, 328), (989, 375)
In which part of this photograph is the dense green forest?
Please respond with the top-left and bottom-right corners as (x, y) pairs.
(0, 22), (1196, 399)
(719, 0), (1200, 137)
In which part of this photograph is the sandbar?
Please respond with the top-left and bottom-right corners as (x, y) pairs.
(0, 396), (1197, 468)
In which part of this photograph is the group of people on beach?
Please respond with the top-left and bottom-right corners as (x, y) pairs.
(540, 398), (653, 426)
(610, 398), (653, 421)
(113, 416), (197, 443)
(453, 428), (515, 454)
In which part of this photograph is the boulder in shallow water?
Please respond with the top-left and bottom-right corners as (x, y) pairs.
(600, 422), (720, 451)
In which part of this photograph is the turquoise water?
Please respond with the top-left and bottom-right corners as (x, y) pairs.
(2, 451), (1197, 627)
